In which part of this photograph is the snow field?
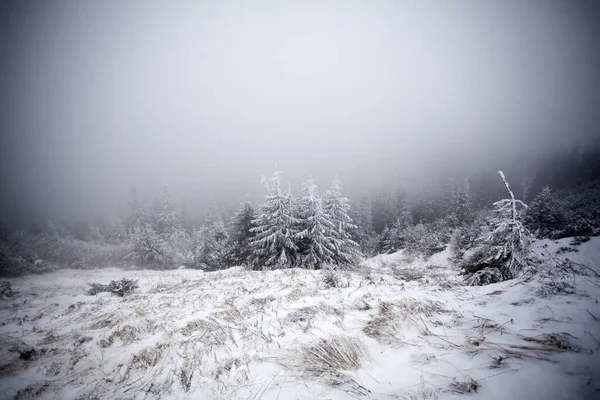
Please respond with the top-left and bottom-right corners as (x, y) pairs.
(0, 237), (599, 399)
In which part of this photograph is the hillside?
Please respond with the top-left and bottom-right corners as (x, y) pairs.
(1, 237), (599, 400)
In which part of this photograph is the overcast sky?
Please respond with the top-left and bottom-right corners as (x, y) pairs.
(1, 0), (599, 225)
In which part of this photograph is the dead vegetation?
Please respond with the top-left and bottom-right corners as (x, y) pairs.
(98, 325), (137, 348)
(289, 336), (369, 396)
(279, 335), (368, 392)
(180, 318), (233, 349)
(449, 378), (479, 394)
(132, 343), (169, 368)
(87, 278), (138, 297)
(363, 298), (449, 346)
(396, 387), (441, 400)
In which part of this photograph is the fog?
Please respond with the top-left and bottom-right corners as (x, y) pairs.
(1, 0), (599, 225)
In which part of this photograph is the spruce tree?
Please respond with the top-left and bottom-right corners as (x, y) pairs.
(449, 178), (474, 227)
(129, 223), (167, 265)
(323, 179), (362, 266)
(153, 184), (185, 241)
(294, 177), (336, 269)
(381, 188), (413, 253)
(189, 224), (231, 270)
(249, 172), (299, 269)
(524, 186), (563, 238)
(227, 201), (256, 266)
(350, 196), (378, 257)
(463, 171), (532, 285)
(126, 186), (147, 234)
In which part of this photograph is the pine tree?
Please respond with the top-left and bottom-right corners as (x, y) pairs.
(87, 225), (105, 243)
(371, 191), (394, 233)
(350, 196), (378, 257)
(524, 186), (563, 238)
(449, 178), (474, 227)
(294, 177), (336, 269)
(129, 223), (167, 265)
(102, 215), (127, 245)
(152, 184), (186, 241)
(249, 171), (299, 269)
(126, 186), (147, 234)
(323, 179), (362, 266)
(188, 224), (231, 270)
(227, 201), (256, 266)
(463, 171), (532, 285)
(381, 188), (413, 253)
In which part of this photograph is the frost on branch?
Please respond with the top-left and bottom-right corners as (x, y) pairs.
(462, 171), (532, 285)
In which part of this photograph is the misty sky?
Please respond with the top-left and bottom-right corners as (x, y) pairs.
(1, 0), (600, 225)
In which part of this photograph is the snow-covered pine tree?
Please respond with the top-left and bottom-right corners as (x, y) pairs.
(381, 188), (413, 253)
(463, 171), (532, 285)
(524, 186), (563, 238)
(449, 178), (474, 227)
(126, 186), (147, 234)
(188, 223), (231, 270)
(350, 196), (378, 257)
(249, 171), (299, 270)
(294, 177), (336, 269)
(152, 184), (186, 242)
(87, 225), (105, 244)
(129, 223), (167, 265)
(323, 179), (362, 266)
(227, 200), (256, 266)
(102, 215), (127, 245)
(371, 191), (394, 234)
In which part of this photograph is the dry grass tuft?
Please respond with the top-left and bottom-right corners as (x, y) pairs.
(521, 332), (577, 351)
(394, 298), (447, 319)
(363, 314), (402, 344)
(133, 343), (168, 368)
(87, 312), (121, 330)
(379, 301), (394, 316)
(180, 318), (232, 348)
(211, 305), (242, 323)
(99, 325), (137, 348)
(248, 294), (276, 308)
(286, 306), (318, 324)
(363, 298), (447, 345)
(214, 356), (249, 383)
(297, 335), (367, 374)
(286, 286), (319, 302)
(397, 387), (441, 400)
(449, 378), (479, 394)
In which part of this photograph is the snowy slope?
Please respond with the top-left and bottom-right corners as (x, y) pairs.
(1, 238), (599, 400)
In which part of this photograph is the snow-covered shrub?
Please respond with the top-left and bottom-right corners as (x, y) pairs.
(449, 211), (487, 258)
(322, 268), (341, 288)
(462, 172), (533, 286)
(87, 279), (138, 297)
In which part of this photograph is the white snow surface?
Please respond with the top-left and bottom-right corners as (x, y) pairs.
(1, 237), (599, 400)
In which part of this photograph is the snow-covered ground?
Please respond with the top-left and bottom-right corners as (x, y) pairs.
(1, 238), (599, 400)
